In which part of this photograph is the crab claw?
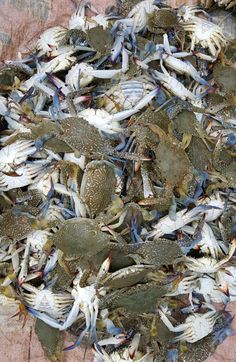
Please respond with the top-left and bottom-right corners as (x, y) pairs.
(63, 323), (94, 351)
(98, 333), (128, 347)
(128, 333), (140, 359)
(131, 216), (142, 243)
(96, 255), (111, 282)
(79, 95), (92, 102)
(24, 271), (43, 282)
(11, 303), (28, 328)
(231, 237), (236, 247)
(166, 348), (178, 362)
(219, 283), (230, 297)
(17, 275), (26, 287)
(63, 342), (78, 352)
(103, 254), (111, 271)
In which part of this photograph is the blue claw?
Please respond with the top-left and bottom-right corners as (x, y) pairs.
(154, 87), (167, 106)
(153, 0), (164, 5)
(193, 170), (208, 200)
(180, 303), (201, 314)
(166, 348), (178, 362)
(198, 78), (210, 87)
(226, 133), (236, 146)
(63, 342), (78, 352)
(155, 96), (177, 113)
(64, 324), (99, 352)
(120, 159), (128, 176)
(115, 134), (127, 151)
(123, 136), (135, 152)
(38, 200), (51, 219)
(53, 88), (62, 111)
(106, 319), (124, 336)
(19, 86), (35, 103)
(46, 72), (62, 92)
(131, 216), (142, 243)
(28, 306), (42, 318)
(108, 156), (126, 163)
(34, 134), (53, 152)
(213, 326), (235, 345)
(145, 41), (157, 56)
(64, 326), (88, 351)
(46, 176), (55, 200)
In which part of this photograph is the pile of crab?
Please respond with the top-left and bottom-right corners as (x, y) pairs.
(0, 0), (236, 361)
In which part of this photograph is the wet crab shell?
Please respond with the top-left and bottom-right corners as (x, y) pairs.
(183, 18), (228, 57)
(100, 80), (156, 114)
(80, 160), (117, 217)
(0, 140), (37, 165)
(78, 108), (123, 135)
(65, 63), (94, 90)
(36, 26), (68, 55)
(0, 210), (33, 242)
(174, 312), (219, 343)
(127, 0), (159, 33)
(21, 284), (73, 319)
(57, 117), (113, 158)
(69, 9), (108, 31)
(54, 218), (111, 264)
(210, 8), (236, 40)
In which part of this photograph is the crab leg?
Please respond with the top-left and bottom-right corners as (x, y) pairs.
(28, 299), (81, 330)
(111, 88), (159, 122)
(65, 299), (99, 350)
(53, 183), (86, 217)
(140, 164), (154, 198)
(148, 205), (209, 239)
(90, 69), (122, 79)
(34, 81), (55, 97)
(107, 209), (127, 229)
(207, 40), (217, 57)
(18, 241), (30, 285)
(2, 245), (25, 272)
(159, 309), (186, 332)
(152, 68), (196, 102)
(43, 249), (59, 276)
(96, 255), (111, 283)
(28, 307), (68, 329)
(216, 239), (236, 268)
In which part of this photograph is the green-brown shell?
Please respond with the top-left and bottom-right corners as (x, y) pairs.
(80, 160), (116, 217)
(57, 117), (112, 158)
(0, 210), (34, 242)
(54, 218), (111, 264)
